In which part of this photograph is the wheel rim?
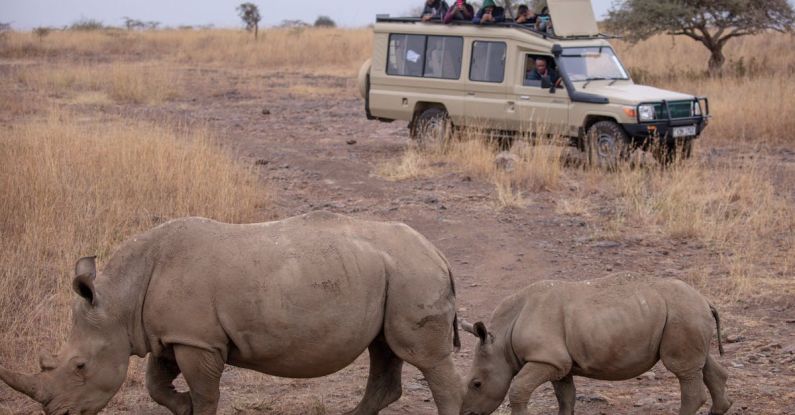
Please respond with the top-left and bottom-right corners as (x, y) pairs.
(596, 132), (617, 160)
(418, 117), (446, 146)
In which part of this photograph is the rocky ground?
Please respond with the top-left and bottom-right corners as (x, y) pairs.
(2, 66), (793, 414)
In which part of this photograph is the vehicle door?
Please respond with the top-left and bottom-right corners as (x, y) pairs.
(510, 53), (570, 137)
(463, 40), (512, 130)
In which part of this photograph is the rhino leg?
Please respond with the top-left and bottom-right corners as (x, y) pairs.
(146, 355), (192, 415)
(345, 335), (404, 415)
(703, 354), (732, 414)
(552, 374), (575, 415)
(508, 362), (558, 415)
(417, 356), (462, 415)
(174, 345), (225, 415)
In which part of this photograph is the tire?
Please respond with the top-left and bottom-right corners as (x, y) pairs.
(585, 120), (629, 170)
(411, 107), (451, 149)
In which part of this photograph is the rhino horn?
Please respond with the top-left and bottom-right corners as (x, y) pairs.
(460, 319), (476, 335)
(0, 365), (50, 403)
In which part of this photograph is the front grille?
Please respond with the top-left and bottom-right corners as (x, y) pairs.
(654, 101), (693, 119)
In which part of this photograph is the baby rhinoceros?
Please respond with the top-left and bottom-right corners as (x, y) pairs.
(460, 274), (732, 415)
(0, 212), (464, 415)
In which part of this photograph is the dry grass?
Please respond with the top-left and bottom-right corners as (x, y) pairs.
(0, 111), (269, 365)
(16, 63), (180, 104)
(2, 28), (372, 77)
(377, 130), (566, 208)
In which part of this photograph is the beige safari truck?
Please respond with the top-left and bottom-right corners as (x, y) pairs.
(357, 0), (710, 165)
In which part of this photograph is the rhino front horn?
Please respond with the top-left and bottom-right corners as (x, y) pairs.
(0, 365), (50, 403)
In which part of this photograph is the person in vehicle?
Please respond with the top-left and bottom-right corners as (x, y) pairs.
(472, 0), (505, 24)
(421, 0), (450, 22)
(443, 0), (475, 23)
(515, 5), (536, 25)
(527, 57), (561, 86)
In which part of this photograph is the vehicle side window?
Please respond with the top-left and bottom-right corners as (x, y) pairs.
(469, 41), (506, 83)
(387, 34), (426, 77)
(424, 36), (463, 80)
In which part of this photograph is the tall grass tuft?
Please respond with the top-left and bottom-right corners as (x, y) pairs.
(0, 112), (269, 365)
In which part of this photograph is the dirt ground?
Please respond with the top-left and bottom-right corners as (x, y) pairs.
(2, 66), (794, 414)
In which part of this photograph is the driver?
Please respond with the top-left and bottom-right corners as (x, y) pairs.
(526, 57), (561, 86)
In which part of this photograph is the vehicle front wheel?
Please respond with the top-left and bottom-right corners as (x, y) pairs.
(410, 107), (451, 149)
(585, 120), (630, 170)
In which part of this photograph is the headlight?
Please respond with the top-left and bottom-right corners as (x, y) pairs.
(638, 104), (655, 121)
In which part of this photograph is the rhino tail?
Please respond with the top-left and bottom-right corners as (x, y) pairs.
(709, 303), (724, 356)
(453, 312), (461, 352)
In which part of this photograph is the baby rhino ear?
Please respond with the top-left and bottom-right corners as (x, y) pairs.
(73, 256), (97, 306)
(473, 322), (491, 345)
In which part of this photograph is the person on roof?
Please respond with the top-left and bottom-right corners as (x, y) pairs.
(515, 4), (536, 25)
(443, 0), (475, 23)
(535, 6), (552, 32)
(421, 0), (450, 22)
(472, 0), (505, 24)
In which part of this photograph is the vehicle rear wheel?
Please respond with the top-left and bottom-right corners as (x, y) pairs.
(586, 120), (629, 170)
(411, 107), (451, 149)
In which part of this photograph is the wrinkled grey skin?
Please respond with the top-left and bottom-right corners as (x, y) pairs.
(0, 212), (464, 415)
(461, 273), (732, 415)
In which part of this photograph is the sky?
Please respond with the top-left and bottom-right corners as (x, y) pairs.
(1, 0), (618, 29)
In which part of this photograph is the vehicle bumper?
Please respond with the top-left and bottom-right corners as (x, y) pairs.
(622, 117), (707, 143)
(622, 97), (710, 144)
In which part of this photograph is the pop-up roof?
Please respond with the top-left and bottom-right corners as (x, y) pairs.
(546, 0), (600, 37)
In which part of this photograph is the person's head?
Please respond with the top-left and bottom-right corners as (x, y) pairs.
(518, 5), (529, 16)
(535, 58), (548, 74)
(426, 0), (437, 5)
(482, 0), (496, 12)
(541, 6), (549, 14)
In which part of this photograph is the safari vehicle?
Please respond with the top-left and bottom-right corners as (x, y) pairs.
(357, 0), (710, 165)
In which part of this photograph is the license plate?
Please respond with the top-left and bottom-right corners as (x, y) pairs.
(673, 125), (697, 137)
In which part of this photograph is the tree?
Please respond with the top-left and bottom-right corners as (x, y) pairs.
(237, 3), (262, 39)
(605, 0), (794, 74)
(122, 17), (145, 30)
(33, 26), (52, 41)
(314, 16), (336, 28)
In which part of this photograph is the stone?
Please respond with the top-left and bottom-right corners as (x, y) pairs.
(346, 139), (357, 145)
(494, 151), (520, 172)
(261, 108), (271, 115)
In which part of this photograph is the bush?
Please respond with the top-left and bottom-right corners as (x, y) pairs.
(69, 18), (105, 31)
(314, 16), (337, 28)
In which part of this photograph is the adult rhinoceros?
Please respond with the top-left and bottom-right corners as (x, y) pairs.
(0, 212), (463, 415)
(459, 273), (731, 415)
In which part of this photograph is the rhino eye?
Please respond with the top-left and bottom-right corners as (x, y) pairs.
(472, 380), (482, 389)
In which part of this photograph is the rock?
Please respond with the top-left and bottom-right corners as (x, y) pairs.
(254, 159), (269, 166)
(577, 392), (611, 404)
(637, 371), (656, 381)
(346, 139), (357, 145)
(758, 343), (782, 353)
(634, 397), (660, 407)
(725, 334), (745, 343)
(730, 361), (744, 368)
(261, 108), (271, 115)
(494, 151), (520, 172)
(423, 195), (439, 204)
(592, 240), (621, 249)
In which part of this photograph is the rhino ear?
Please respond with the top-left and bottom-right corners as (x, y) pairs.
(473, 321), (491, 344)
(73, 256), (97, 306)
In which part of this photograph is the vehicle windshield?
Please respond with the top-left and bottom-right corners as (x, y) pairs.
(560, 47), (629, 82)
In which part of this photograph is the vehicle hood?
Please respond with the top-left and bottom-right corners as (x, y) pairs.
(577, 83), (694, 105)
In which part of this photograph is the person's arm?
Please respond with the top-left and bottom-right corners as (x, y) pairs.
(472, 9), (482, 24)
(464, 4), (475, 19)
(443, 5), (456, 24)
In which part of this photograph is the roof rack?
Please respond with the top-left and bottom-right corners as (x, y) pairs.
(374, 16), (621, 41)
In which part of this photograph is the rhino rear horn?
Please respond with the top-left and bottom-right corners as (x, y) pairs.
(73, 256), (97, 306)
(0, 366), (51, 403)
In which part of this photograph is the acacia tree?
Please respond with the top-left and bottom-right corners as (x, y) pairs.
(605, 0), (794, 74)
(237, 2), (262, 39)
